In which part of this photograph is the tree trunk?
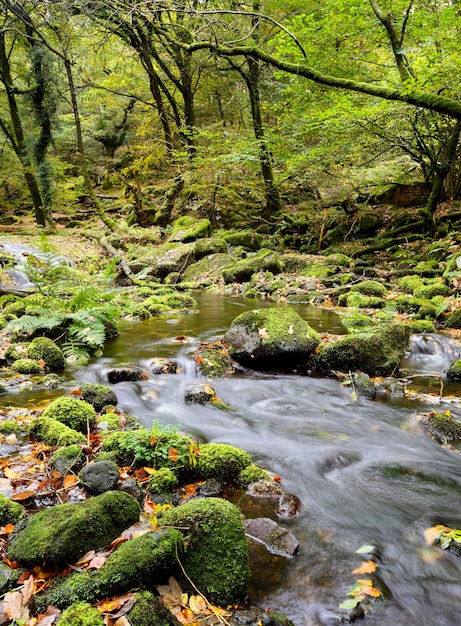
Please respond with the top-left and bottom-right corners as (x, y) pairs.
(139, 49), (174, 152)
(0, 32), (50, 228)
(426, 120), (461, 214)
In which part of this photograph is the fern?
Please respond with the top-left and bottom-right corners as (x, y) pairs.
(61, 339), (91, 364)
(5, 314), (66, 337)
(0, 295), (18, 309)
(68, 314), (107, 348)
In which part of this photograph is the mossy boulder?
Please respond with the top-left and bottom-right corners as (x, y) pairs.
(35, 528), (183, 612)
(413, 283), (449, 299)
(238, 464), (272, 487)
(341, 313), (374, 331)
(125, 590), (181, 626)
(194, 237), (227, 258)
(79, 383), (118, 412)
(196, 443), (251, 482)
(29, 417), (87, 447)
(339, 292), (385, 309)
(447, 360), (461, 381)
(26, 337), (65, 371)
(193, 341), (233, 378)
(182, 253), (234, 282)
(162, 498), (250, 605)
(5, 343), (28, 362)
(11, 358), (42, 374)
(42, 397), (96, 433)
(130, 242), (195, 279)
(316, 323), (410, 376)
(422, 411), (461, 442)
(349, 280), (388, 297)
(0, 493), (25, 526)
(222, 249), (283, 284)
(147, 468), (178, 495)
(405, 319), (436, 333)
(51, 445), (84, 474)
(168, 216), (212, 243)
(398, 275), (425, 294)
(445, 308), (461, 329)
(57, 601), (105, 625)
(8, 490), (140, 568)
(223, 230), (262, 250)
(223, 307), (320, 369)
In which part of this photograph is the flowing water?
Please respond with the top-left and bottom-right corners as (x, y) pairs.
(3, 289), (461, 625)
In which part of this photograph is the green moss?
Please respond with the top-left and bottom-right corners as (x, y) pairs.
(0, 493), (25, 526)
(169, 216), (212, 243)
(424, 411), (461, 441)
(182, 253), (234, 282)
(57, 601), (104, 626)
(148, 468), (178, 495)
(341, 292), (385, 309)
(444, 308), (461, 329)
(413, 283), (448, 299)
(162, 498), (249, 605)
(323, 253), (352, 267)
(303, 264), (336, 279)
(196, 443), (251, 482)
(222, 250), (283, 284)
(341, 313), (374, 331)
(394, 295), (425, 314)
(5, 343), (28, 362)
(36, 529), (183, 611)
(340, 273), (355, 285)
(51, 445), (84, 474)
(414, 260), (441, 276)
(398, 275), (425, 294)
(29, 416), (87, 447)
(223, 230), (262, 250)
(349, 280), (388, 297)
(238, 464), (271, 487)
(26, 337), (65, 371)
(416, 302), (438, 319)
(162, 292), (197, 309)
(42, 397), (96, 433)
(194, 341), (233, 378)
(404, 320), (435, 333)
(79, 384), (118, 412)
(3, 301), (26, 317)
(447, 360), (461, 381)
(0, 420), (21, 434)
(126, 591), (181, 626)
(11, 358), (42, 374)
(8, 491), (140, 568)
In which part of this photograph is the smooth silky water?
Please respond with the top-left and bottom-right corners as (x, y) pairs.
(4, 292), (461, 625)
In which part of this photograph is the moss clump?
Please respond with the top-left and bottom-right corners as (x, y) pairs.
(349, 280), (388, 297)
(341, 313), (374, 331)
(394, 295), (426, 314)
(8, 491), (140, 568)
(445, 308), (461, 329)
(3, 301), (26, 318)
(26, 337), (65, 371)
(126, 591), (181, 626)
(223, 230), (262, 250)
(316, 323), (410, 376)
(57, 601), (104, 626)
(194, 341), (233, 378)
(29, 417), (87, 447)
(79, 384), (118, 412)
(323, 253), (352, 267)
(413, 283), (448, 299)
(405, 320), (435, 333)
(303, 264), (337, 279)
(423, 411), (461, 442)
(169, 216), (212, 243)
(97, 412), (141, 431)
(147, 468), (178, 495)
(5, 343), (27, 362)
(36, 529), (183, 611)
(42, 397), (96, 433)
(196, 443), (251, 482)
(0, 420), (21, 435)
(182, 253), (234, 283)
(340, 292), (385, 309)
(0, 493), (25, 526)
(162, 498), (249, 605)
(162, 292), (197, 309)
(414, 260), (441, 276)
(11, 358), (42, 374)
(398, 275), (425, 294)
(238, 464), (271, 487)
(222, 249), (283, 284)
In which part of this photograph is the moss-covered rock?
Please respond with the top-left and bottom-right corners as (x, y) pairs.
(3, 301), (26, 318)
(302, 264), (337, 279)
(222, 249), (283, 284)
(341, 313), (374, 331)
(11, 358), (42, 374)
(316, 323), (410, 376)
(26, 337), (65, 371)
(147, 468), (178, 495)
(5, 343), (28, 362)
(126, 590), (181, 626)
(182, 253), (234, 283)
(8, 491), (140, 568)
(57, 601), (105, 626)
(196, 443), (251, 482)
(162, 498), (250, 605)
(0, 493), (25, 526)
(349, 280), (388, 297)
(422, 411), (461, 442)
(394, 295), (426, 314)
(51, 445), (84, 474)
(79, 383), (118, 412)
(42, 397), (96, 433)
(194, 341), (233, 378)
(29, 417), (87, 447)
(238, 464), (272, 487)
(404, 319), (436, 333)
(0, 420), (21, 435)
(413, 283), (449, 299)
(223, 230), (262, 250)
(445, 308), (461, 329)
(398, 274), (425, 294)
(36, 529), (183, 611)
(447, 360), (461, 381)
(168, 216), (212, 243)
(223, 307), (320, 370)
(339, 292), (385, 309)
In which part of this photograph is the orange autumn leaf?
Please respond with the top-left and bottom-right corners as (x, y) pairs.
(4, 524), (14, 534)
(88, 555), (106, 569)
(360, 584), (381, 598)
(142, 467), (157, 475)
(168, 448), (179, 462)
(176, 608), (196, 624)
(184, 484), (197, 496)
(273, 476), (282, 483)
(69, 389), (83, 397)
(352, 560), (377, 575)
(63, 475), (78, 488)
(10, 490), (37, 501)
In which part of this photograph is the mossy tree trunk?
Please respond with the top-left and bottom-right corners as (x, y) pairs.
(426, 120), (461, 215)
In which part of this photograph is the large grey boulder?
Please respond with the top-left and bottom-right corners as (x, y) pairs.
(223, 307), (320, 370)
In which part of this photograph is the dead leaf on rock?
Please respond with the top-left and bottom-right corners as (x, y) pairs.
(258, 328), (269, 338)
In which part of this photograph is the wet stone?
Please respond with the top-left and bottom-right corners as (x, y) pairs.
(148, 358), (178, 374)
(246, 479), (284, 498)
(107, 368), (146, 384)
(276, 493), (302, 519)
(184, 383), (216, 405)
(79, 461), (120, 495)
(244, 517), (299, 557)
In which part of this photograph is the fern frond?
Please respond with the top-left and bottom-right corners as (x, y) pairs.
(4, 313), (66, 337)
(61, 340), (91, 364)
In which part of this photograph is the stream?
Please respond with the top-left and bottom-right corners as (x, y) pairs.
(2, 287), (461, 625)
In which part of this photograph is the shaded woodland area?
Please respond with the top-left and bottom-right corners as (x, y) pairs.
(1, 0), (461, 242)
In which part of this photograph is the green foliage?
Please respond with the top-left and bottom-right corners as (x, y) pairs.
(57, 601), (105, 626)
(11, 358), (43, 374)
(42, 397), (96, 433)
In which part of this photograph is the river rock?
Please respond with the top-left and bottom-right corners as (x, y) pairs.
(148, 358), (178, 374)
(244, 518), (299, 557)
(276, 493), (302, 518)
(223, 308), (320, 370)
(107, 367), (146, 384)
(184, 383), (216, 404)
(246, 479), (284, 498)
(167, 216), (212, 243)
(8, 490), (140, 568)
(315, 323), (410, 376)
(447, 359), (461, 381)
(79, 383), (118, 412)
(351, 372), (377, 399)
(79, 461), (120, 495)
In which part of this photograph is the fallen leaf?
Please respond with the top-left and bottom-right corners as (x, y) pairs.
(88, 555), (106, 569)
(168, 448), (179, 462)
(4, 591), (29, 620)
(424, 524), (446, 546)
(63, 475), (78, 488)
(355, 545), (376, 554)
(189, 595), (207, 614)
(3, 467), (20, 480)
(142, 467), (157, 475)
(10, 490), (37, 501)
(351, 560), (377, 575)
(258, 328), (269, 338)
